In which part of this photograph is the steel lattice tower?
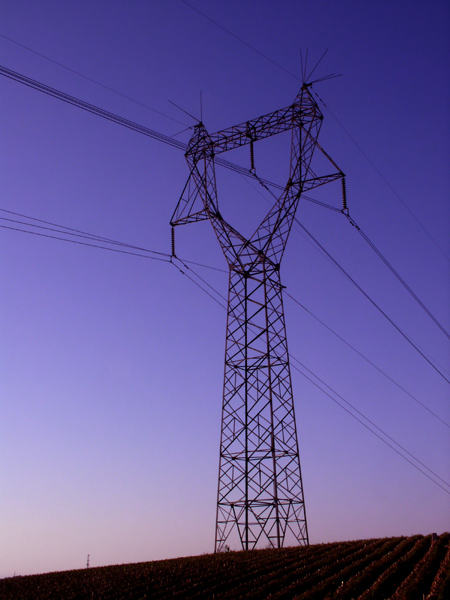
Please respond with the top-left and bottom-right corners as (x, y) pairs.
(171, 83), (345, 552)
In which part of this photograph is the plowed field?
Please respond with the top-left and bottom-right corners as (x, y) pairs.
(1, 533), (449, 599)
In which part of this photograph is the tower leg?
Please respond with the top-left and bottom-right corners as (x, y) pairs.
(215, 262), (308, 551)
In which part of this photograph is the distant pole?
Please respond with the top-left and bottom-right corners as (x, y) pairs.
(86, 554), (90, 568)
(171, 82), (345, 552)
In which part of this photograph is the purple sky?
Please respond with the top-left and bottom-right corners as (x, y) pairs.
(1, 0), (449, 578)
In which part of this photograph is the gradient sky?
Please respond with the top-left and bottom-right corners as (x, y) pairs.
(1, 0), (449, 578)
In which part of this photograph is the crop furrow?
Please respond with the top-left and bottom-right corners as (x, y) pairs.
(292, 537), (403, 600)
(357, 535), (431, 600)
(425, 534), (450, 600)
(302, 535), (403, 600)
(259, 539), (374, 600)
(322, 535), (418, 600)
(183, 542), (342, 599)
(390, 533), (450, 600)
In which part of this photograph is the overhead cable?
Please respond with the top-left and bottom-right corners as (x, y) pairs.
(0, 207), (228, 275)
(180, 0), (300, 81)
(312, 88), (450, 265)
(0, 222), (171, 262)
(294, 217), (450, 386)
(291, 359), (450, 496)
(0, 208), (168, 256)
(0, 65), (188, 152)
(344, 213), (450, 342)
(285, 291), (450, 429)
(0, 32), (188, 127)
(170, 257), (227, 309)
(247, 170), (449, 344)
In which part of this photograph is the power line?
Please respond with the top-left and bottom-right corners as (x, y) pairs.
(180, 0), (300, 82)
(290, 356), (450, 493)
(3, 27), (447, 536)
(170, 257), (227, 309)
(0, 215), (157, 252)
(0, 207), (231, 275)
(0, 223), (171, 262)
(6, 16), (443, 282)
(285, 291), (450, 430)
(0, 208), (169, 257)
(0, 65), (188, 152)
(0, 208), (232, 281)
(291, 360), (450, 496)
(244, 168), (450, 349)
(6, 161), (443, 389)
(4, 63), (446, 371)
(294, 217), (450, 386)
(0, 31), (188, 128)
(344, 212), (450, 342)
(311, 89), (450, 266)
(4, 31), (446, 337)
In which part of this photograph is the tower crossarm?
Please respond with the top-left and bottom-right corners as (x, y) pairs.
(200, 84), (321, 156)
(302, 172), (343, 192)
(206, 105), (306, 155)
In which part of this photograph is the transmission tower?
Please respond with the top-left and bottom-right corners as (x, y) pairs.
(171, 83), (345, 552)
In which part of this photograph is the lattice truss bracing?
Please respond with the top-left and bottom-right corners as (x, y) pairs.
(171, 83), (345, 551)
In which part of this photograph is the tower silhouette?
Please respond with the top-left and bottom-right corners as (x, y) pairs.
(171, 83), (345, 551)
